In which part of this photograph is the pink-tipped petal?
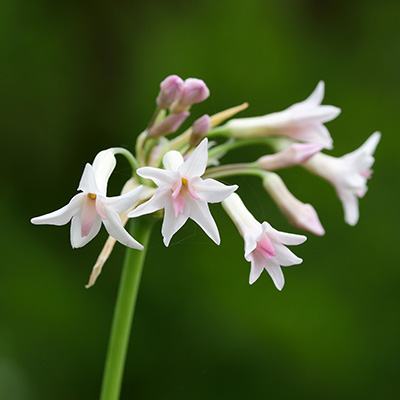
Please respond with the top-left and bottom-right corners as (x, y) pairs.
(70, 213), (101, 249)
(81, 196), (99, 237)
(172, 195), (186, 217)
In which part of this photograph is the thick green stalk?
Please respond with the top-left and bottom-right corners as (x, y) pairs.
(100, 217), (154, 400)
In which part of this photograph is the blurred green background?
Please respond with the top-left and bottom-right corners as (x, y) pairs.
(1, 0), (399, 399)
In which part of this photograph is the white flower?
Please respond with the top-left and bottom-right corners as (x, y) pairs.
(128, 138), (238, 246)
(31, 150), (144, 249)
(222, 193), (306, 290)
(226, 81), (340, 149)
(304, 132), (381, 226)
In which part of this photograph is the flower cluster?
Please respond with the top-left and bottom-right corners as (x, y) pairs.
(31, 76), (380, 290)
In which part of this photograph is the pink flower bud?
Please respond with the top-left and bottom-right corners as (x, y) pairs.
(171, 78), (210, 112)
(148, 111), (190, 138)
(257, 143), (323, 171)
(190, 114), (211, 147)
(263, 173), (325, 236)
(156, 75), (184, 109)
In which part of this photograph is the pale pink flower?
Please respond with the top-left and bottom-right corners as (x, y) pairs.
(222, 193), (306, 290)
(257, 142), (323, 171)
(170, 78), (210, 113)
(226, 81), (340, 149)
(148, 111), (190, 138)
(190, 114), (211, 147)
(156, 75), (184, 109)
(304, 132), (381, 225)
(263, 172), (325, 236)
(129, 139), (237, 246)
(31, 150), (144, 249)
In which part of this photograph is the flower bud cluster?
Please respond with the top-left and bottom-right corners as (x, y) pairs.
(149, 76), (210, 138)
(31, 74), (381, 290)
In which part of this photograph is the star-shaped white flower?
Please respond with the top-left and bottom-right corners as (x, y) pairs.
(128, 139), (238, 246)
(304, 132), (381, 226)
(31, 150), (144, 249)
(226, 81), (340, 149)
(222, 193), (306, 290)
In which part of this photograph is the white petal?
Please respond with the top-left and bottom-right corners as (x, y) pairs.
(187, 198), (220, 245)
(286, 123), (333, 149)
(31, 193), (85, 226)
(338, 190), (359, 226)
(161, 203), (188, 246)
(162, 150), (184, 171)
(179, 138), (208, 178)
(243, 232), (259, 260)
(103, 209), (143, 250)
(128, 189), (168, 218)
(273, 243), (303, 266)
(263, 260), (285, 291)
(136, 166), (179, 188)
(92, 150), (116, 194)
(249, 252), (264, 284)
(304, 81), (324, 106)
(190, 177), (238, 203)
(361, 131), (381, 155)
(70, 213), (102, 248)
(78, 164), (100, 194)
(102, 186), (143, 214)
(269, 227), (307, 246)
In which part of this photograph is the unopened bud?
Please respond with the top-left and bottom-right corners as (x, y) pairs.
(156, 75), (184, 109)
(257, 143), (323, 171)
(190, 114), (211, 147)
(263, 173), (325, 236)
(171, 78), (210, 112)
(148, 111), (190, 138)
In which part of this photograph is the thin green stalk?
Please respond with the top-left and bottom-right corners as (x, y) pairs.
(204, 166), (266, 180)
(100, 217), (154, 400)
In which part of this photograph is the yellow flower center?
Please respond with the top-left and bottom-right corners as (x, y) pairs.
(181, 178), (188, 185)
(89, 193), (97, 200)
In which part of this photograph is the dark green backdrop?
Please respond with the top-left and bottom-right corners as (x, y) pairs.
(1, 0), (399, 399)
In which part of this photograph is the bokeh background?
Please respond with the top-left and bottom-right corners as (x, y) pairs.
(1, 0), (399, 399)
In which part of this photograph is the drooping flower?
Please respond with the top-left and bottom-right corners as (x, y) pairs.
(256, 142), (323, 171)
(304, 132), (381, 226)
(128, 138), (237, 246)
(262, 172), (325, 236)
(31, 149), (144, 249)
(222, 193), (306, 290)
(225, 81), (340, 149)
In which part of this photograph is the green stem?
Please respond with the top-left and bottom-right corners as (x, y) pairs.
(204, 166), (266, 180)
(111, 147), (140, 173)
(100, 217), (154, 400)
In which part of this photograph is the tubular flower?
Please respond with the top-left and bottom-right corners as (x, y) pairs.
(128, 138), (238, 246)
(262, 172), (325, 236)
(226, 81), (340, 149)
(222, 193), (306, 290)
(304, 132), (381, 226)
(31, 150), (144, 249)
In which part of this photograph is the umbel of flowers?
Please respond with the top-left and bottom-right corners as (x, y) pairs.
(31, 75), (381, 291)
